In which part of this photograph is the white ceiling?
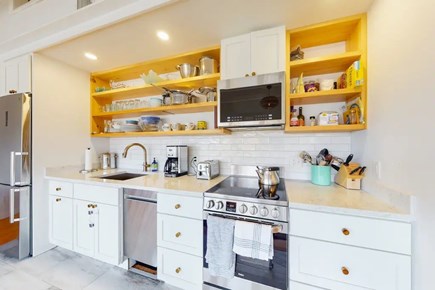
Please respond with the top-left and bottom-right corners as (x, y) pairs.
(39, 0), (374, 73)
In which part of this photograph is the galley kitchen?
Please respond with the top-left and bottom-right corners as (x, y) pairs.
(0, 0), (431, 290)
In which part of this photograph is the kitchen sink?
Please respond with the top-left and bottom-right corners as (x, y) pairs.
(96, 172), (147, 181)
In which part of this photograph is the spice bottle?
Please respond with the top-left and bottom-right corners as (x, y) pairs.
(290, 108), (299, 127)
(310, 116), (316, 126)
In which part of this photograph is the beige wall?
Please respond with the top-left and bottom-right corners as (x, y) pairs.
(354, 0), (435, 288)
(32, 54), (108, 255)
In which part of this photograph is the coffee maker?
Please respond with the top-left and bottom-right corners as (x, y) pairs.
(164, 145), (188, 177)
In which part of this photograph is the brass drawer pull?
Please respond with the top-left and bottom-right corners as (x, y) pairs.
(175, 232), (181, 238)
(341, 267), (349, 275)
(342, 228), (350, 236)
(55, 198), (61, 202)
(174, 204), (181, 209)
(245, 73), (249, 77)
(55, 187), (62, 191)
(175, 267), (181, 274)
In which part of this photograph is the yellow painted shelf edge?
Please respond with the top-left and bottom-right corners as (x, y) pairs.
(284, 124), (366, 133)
(289, 88), (362, 99)
(289, 51), (361, 67)
(91, 128), (231, 138)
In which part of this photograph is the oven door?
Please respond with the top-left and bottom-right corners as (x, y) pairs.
(203, 211), (288, 290)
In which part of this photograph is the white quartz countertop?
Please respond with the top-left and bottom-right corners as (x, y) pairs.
(45, 167), (412, 221)
(285, 179), (412, 221)
(45, 166), (227, 197)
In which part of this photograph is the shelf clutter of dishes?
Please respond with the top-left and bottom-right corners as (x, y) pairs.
(103, 117), (208, 133)
(299, 148), (366, 189)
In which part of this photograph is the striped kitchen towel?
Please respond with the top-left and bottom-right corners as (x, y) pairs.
(233, 220), (273, 261)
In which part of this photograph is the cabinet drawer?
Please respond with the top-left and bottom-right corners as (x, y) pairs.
(158, 247), (202, 290)
(74, 184), (119, 206)
(289, 237), (411, 290)
(157, 193), (202, 219)
(48, 180), (73, 198)
(157, 214), (202, 256)
(290, 209), (411, 254)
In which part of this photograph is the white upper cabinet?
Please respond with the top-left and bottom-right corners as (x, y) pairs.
(220, 26), (285, 80)
(0, 54), (32, 96)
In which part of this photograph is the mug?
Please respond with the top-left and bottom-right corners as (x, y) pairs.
(171, 123), (185, 131)
(197, 120), (207, 130)
(162, 123), (171, 131)
(185, 122), (195, 131)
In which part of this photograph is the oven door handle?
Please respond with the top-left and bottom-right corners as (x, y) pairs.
(205, 212), (287, 234)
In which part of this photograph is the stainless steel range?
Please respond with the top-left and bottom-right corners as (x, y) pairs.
(203, 176), (288, 290)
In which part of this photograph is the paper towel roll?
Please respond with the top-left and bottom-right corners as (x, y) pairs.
(85, 148), (92, 171)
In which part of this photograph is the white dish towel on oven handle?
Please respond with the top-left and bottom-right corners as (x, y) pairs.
(233, 220), (274, 261)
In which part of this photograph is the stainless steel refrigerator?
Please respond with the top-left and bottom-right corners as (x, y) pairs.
(0, 93), (31, 260)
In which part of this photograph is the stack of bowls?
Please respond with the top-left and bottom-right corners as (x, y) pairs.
(138, 116), (161, 131)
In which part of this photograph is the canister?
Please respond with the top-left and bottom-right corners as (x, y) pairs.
(311, 165), (331, 186)
(199, 56), (217, 75)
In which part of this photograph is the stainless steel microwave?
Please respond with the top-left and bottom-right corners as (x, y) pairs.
(217, 71), (285, 128)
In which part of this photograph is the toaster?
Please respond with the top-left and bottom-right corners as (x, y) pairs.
(197, 160), (220, 180)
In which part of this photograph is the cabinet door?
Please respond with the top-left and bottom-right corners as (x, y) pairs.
(93, 203), (121, 265)
(290, 236), (411, 290)
(250, 26), (286, 76)
(49, 195), (73, 250)
(73, 199), (94, 257)
(2, 54), (32, 95)
(220, 33), (251, 80)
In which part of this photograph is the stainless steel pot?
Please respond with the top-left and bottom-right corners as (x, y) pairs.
(256, 166), (280, 185)
(176, 63), (199, 78)
(199, 56), (217, 75)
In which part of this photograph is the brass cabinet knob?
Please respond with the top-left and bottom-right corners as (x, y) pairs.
(174, 204), (181, 209)
(55, 198), (61, 202)
(175, 232), (181, 238)
(175, 267), (181, 274)
(93, 204), (98, 209)
(55, 187), (61, 191)
(341, 267), (349, 275)
(245, 74), (249, 77)
(342, 228), (350, 236)
(251, 72), (256, 76)
(9, 90), (17, 94)
(88, 204), (92, 208)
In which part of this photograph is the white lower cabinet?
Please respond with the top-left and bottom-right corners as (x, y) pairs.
(49, 195), (73, 250)
(289, 209), (412, 290)
(158, 247), (203, 290)
(157, 192), (203, 290)
(48, 180), (122, 265)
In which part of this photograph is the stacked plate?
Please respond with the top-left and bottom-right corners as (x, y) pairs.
(121, 120), (141, 132)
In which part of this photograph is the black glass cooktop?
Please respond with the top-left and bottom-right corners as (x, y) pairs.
(205, 176), (287, 204)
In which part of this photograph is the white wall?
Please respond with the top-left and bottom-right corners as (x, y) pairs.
(353, 0), (435, 289)
(32, 53), (108, 255)
(110, 131), (351, 180)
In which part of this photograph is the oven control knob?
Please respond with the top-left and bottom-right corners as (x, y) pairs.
(206, 200), (215, 209)
(239, 204), (248, 214)
(216, 201), (224, 210)
(260, 207), (269, 217)
(250, 206), (258, 215)
(271, 208), (280, 218)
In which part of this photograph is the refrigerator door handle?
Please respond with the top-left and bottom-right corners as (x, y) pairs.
(10, 151), (29, 186)
(10, 188), (25, 224)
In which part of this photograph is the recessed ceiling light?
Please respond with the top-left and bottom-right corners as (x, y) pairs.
(157, 31), (169, 41)
(84, 52), (98, 60)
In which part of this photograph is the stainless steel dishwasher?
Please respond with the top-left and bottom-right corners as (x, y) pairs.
(124, 188), (157, 277)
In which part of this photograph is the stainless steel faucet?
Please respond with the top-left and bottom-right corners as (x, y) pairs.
(122, 143), (149, 172)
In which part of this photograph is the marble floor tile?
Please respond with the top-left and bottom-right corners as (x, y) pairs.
(40, 253), (112, 290)
(0, 261), (14, 277)
(84, 267), (180, 290)
(0, 269), (52, 290)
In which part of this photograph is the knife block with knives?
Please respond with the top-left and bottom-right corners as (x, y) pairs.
(334, 162), (365, 190)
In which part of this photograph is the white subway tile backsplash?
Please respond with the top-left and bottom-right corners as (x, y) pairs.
(108, 130), (351, 179)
